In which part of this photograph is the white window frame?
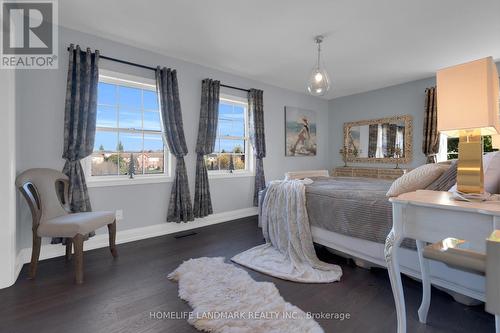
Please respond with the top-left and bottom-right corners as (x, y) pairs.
(84, 69), (172, 187)
(208, 94), (254, 179)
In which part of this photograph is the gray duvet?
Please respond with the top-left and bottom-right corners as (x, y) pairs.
(260, 176), (415, 249)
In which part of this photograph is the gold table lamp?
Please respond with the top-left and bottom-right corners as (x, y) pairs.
(437, 57), (500, 194)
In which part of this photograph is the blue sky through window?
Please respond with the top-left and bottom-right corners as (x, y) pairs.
(94, 85), (246, 154)
(215, 101), (245, 153)
(94, 81), (163, 152)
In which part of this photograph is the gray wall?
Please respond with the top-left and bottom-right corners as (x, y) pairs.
(328, 61), (500, 169)
(15, 27), (330, 250)
(328, 77), (436, 169)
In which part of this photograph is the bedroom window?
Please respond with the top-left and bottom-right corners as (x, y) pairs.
(444, 134), (497, 161)
(206, 95), (253, 177)
(84, 70), (171, 187)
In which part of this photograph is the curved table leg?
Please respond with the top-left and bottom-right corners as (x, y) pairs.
(385, 228), (406, 333)
(416, 240), (431, 323)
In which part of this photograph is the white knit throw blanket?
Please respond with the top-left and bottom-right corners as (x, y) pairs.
(232, 179), (342, 283)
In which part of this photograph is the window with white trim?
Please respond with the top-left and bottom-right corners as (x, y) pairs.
(205, 95), (252, 175)
(85, 70), (170, 185)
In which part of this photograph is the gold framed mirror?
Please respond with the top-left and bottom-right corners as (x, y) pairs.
(343, 115), (413, 164)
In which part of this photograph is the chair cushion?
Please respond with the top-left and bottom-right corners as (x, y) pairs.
(37, 211), (115, 238)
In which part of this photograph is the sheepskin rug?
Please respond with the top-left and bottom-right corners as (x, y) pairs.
(168, 257), (324, 333)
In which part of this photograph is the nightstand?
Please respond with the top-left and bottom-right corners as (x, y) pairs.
(385, 190), (500, 333)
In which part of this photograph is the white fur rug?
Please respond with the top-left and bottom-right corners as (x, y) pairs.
(168, 257), (324, 333)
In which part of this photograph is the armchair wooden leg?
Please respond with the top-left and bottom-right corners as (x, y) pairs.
(29, 230), (41, 280)
(73, 234), (84, 284)
(65, 238), (73, 261)
(107, 220), (118, 258)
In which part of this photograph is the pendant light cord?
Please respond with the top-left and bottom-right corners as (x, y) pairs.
(315, 36), (323, 70)
(317, 42), (321, 69)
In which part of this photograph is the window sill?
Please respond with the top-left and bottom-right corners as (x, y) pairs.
(87, 175), (172, 188)
(208, 172), (255, 180)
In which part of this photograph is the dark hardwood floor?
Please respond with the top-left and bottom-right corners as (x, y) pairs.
(0, 217), (495, 333)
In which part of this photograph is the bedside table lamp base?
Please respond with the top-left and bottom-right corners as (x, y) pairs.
(457, 130), (484, 194)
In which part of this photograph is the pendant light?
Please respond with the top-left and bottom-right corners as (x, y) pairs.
(307, 35), (330, 96)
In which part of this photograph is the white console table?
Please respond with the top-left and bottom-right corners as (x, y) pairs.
(385, 190), (500, 333)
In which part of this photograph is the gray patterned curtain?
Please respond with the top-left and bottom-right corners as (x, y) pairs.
(248, 89), (266, 206)
(387, 124), (398, 156)
(368, 124), (378, 158)
(381, 123), (389, 156)
(56, 45), (99, 244)
(156, 67), (194, 222)
(423, 87), (440, 163)
(193, 79), (220, 218)
(62, 44), (99, 212)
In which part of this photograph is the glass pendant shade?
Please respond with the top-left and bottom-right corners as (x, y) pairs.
(307, 67), (330, 96)
(307, 36), (331, 96)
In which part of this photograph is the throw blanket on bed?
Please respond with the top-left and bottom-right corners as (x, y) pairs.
(231, 179), (342, 283)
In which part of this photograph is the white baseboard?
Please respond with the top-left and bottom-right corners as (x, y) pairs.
(15, 207), (257, 279)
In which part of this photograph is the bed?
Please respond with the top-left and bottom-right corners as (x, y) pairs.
(259, 173), (486, 303)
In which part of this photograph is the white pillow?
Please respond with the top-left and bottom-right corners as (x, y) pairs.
(386, 164), (448, 197)
(449, 151), (500, 194)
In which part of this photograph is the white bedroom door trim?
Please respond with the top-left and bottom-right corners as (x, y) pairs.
(0, 69), (17, 289)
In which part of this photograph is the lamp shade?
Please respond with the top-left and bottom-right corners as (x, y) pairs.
(437, 57), (500, 137)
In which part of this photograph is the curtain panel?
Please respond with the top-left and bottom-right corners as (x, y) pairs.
(156, 67), (194, 222)
(56, 44), (100, 244)
(193, 79), (220, 218)
(62, 44), (99, 213)
(387, 124), (398, 156)
(248, 89), (266, 206)
(368, 124), (378, 158)
(423, 87), (440, 163)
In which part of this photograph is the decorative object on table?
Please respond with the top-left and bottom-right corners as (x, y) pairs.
(339, 145), (352, 167)
(307, 35), (331, 96)
(390, 146), (403, 169)
(343, 115), (412, 165)
(169, 257), (324, 333)
(128, 153), (135, 179)
(285, 106), (317, 156)
(437, 56), (499, 194)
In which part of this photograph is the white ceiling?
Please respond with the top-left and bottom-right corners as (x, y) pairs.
(59, 0), (500, 99)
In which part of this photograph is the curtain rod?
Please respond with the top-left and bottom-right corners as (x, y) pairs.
(66, 46), (251, 92)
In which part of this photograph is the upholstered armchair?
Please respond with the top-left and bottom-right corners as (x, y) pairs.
(16, 168), (118, 284)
